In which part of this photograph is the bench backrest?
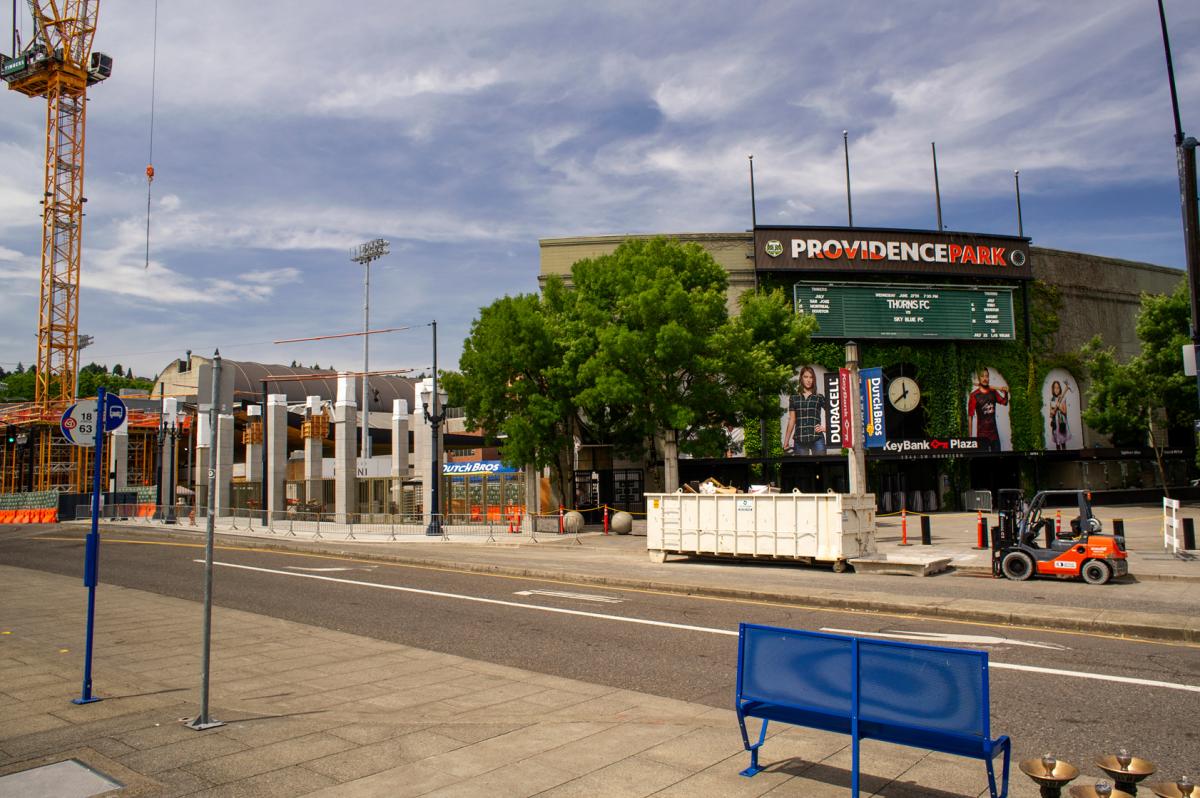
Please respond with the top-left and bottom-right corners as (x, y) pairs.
(737, 623), (991, 740)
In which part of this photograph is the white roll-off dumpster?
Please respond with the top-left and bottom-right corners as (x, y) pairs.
(646, 491), (876, 571)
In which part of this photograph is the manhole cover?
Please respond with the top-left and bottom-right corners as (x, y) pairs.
(0, 759), (122, 797)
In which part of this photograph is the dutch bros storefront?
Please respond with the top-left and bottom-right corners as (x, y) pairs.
(444, 460), (525, 522)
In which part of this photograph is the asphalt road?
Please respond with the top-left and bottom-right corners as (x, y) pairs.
(2, 528), (1197, 779)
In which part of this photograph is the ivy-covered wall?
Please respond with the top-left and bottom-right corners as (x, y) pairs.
(760, 275), (1055, 448)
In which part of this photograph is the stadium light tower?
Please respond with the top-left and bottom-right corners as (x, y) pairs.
(350, 238), (389, 461)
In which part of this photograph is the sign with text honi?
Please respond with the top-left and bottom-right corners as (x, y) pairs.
(755, 226), (1032, 280)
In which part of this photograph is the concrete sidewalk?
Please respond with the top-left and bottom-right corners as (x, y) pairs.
(1, 565), (1011, 797)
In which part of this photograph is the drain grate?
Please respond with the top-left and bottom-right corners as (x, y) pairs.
(0, 758), (122, 797)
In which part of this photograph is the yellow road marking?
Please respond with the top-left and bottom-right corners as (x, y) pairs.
(28, 534), (1198, 650)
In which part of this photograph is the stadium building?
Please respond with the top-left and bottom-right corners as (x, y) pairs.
(539, 226), (1189, 513)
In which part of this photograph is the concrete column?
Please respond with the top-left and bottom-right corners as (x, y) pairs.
(158, 398), (178, 513)
(245, 404), (262, 484)
(109, 428), (128, 492)
(304, 396), (323, 508)
(523, 464), (539, 532)
(662, 429), (679, 494)
(214, 413), (234, 516)
(391, 399), (409, 513)
(413, 386), (429, 517)
(194, 411), (210, 512)
(334, 373), (358, 523)
(266, 394), (287, 517)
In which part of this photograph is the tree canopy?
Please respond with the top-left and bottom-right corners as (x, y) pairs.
(0, 363), (154, 402)
(1081, 280), (1194, 484)
(444, 237), (814, 500)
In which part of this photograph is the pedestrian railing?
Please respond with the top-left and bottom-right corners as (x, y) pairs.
(71, 503), (559, 544)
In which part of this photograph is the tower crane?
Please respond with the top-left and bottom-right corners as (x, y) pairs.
(3, 1), (112, 410)
(2, 1), (111, 490)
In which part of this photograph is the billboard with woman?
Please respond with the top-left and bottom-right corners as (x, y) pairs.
(781, 365), (831, 456)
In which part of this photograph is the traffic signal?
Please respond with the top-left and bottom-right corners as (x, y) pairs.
(4, 425), (14, 445)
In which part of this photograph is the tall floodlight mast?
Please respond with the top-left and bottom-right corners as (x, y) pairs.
(3, 1), (112, 408)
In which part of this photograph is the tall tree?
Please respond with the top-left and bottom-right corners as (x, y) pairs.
(1081, 280), (1193, 490)
(447, 237), (813, 499)
(442, 287), (579, 505)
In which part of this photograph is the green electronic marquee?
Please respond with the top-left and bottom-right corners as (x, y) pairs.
(793, 282), (1016, 340)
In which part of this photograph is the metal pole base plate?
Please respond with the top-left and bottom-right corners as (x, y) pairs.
(183, 717), (225, 731)
(71, 696), (102, 705)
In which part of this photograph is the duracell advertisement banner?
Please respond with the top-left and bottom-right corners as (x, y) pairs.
(754, 226), (1033, 280)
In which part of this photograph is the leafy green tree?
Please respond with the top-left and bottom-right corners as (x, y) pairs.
(1081, 280), (1193, 489)
(0, 368), (35, 401)
(447, 237), (813, 500)
(442, 288), (577, 503)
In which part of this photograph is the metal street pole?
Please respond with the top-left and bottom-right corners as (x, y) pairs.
(1156, 0), (1200, 412)
(843, 130), (853, 227)
(845, 342), (867, 496)
(1014, 170), (1024, 238)
(73, 386), (107, 705)
(187, 350), (223, 730)
(425, 320), (443, 536)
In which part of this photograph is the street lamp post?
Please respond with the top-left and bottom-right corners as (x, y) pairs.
(422, 321), (447, 536)
(161, 397), (179, 524)
(350, 238), (390, 463)
(1156, 1), (1200, 412)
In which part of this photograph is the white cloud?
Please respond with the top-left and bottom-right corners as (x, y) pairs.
(311, 67), (501, 114)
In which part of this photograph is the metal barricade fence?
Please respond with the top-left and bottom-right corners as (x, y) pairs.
(71, 500), (550, 544)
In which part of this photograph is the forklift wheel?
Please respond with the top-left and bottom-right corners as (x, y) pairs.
(1081, 559), (1112, 586)
(1001, 551), (1035, 581)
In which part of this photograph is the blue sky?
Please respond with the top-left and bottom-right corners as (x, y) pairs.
(1, 1), (1198, 380)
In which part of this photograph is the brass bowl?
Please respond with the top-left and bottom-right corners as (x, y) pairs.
(1069, 785), (1133, 798)
(1097, 755), (1157, 783)
(1021, 758), (1080, 786)
(1146, 784), (1196, 798)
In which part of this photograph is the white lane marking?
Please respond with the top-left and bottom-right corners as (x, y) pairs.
(513, 589), (623, 603)
(284, 566), (376, 573)
(821, 627), (1069, 651)
(199, 560), (732, 636)
(199, 560), (1200, 695)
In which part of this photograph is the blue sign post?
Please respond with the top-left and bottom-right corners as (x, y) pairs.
(69, 388), (127, 705)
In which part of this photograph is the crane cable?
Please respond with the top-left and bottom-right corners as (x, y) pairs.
(144, 0), (158, 270)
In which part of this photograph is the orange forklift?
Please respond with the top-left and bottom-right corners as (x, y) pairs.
(991, 490), (1129, 585)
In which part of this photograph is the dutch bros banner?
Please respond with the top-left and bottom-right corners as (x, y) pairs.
(860, 367), (887, 448)
(443, 461), (520, 475)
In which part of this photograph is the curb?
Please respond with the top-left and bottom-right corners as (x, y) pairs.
(82, 523), (1200, 646)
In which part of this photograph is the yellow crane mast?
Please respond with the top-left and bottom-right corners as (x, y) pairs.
(2, 1), (111, 489)
(3, 1), (110, 409)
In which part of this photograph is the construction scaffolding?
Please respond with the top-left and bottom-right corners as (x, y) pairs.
(0, 401), (161, 494)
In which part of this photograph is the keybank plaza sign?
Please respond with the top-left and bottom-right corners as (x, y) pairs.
(755, 227), (1032, 280)
(882, 438), (981, 453)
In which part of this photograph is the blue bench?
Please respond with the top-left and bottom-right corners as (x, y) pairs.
(736, 623), (1010, 797)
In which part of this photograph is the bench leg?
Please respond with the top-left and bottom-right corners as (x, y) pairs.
(851, 727), (860, 798)
(738, 718), (769, 777)
(986, 735), (1011, 798)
